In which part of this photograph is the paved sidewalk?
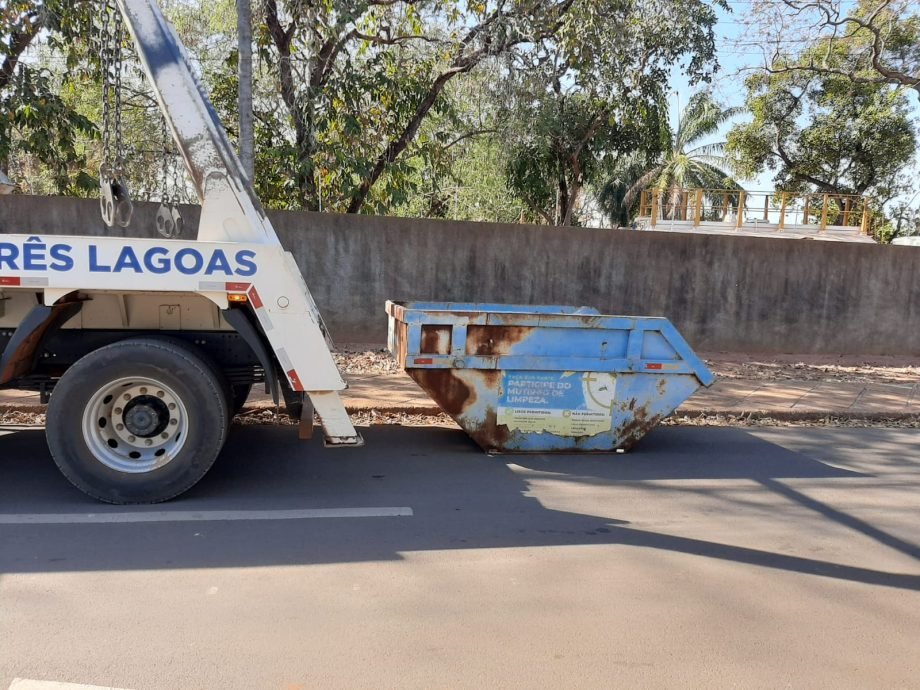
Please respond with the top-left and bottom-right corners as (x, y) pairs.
(2, 372), (918, 418)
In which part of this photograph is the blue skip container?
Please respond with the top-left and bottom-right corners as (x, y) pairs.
(386, 301), (715, 453)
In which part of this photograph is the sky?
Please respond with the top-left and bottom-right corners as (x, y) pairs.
(665, 3), (782, 191)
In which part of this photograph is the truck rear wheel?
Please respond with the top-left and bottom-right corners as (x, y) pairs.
(46, 338), (230, 504)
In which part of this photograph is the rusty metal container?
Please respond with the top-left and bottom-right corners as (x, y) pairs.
(386, 301), (715, 453)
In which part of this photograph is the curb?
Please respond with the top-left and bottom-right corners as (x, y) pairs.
(672, 409), (920, 423)
(0, 401), (448, 416)
(0, 403), (46, 414)
(6, 401), (919, 424)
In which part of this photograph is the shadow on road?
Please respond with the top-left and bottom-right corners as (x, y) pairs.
(0, 424), (917, 591)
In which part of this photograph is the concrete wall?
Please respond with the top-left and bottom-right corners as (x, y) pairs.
(2, 194), (919, 355)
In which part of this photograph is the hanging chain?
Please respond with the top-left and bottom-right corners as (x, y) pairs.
(170, 153), (184, 206)
(112, 8), (126, 171)
(99, 0), (125, 171)
(157, 103), (184, 237)
(98, 0), (133, 229)
(98, 4), (113, 166)
(158, 119), (184, 204)
(160, 117), (170, 200)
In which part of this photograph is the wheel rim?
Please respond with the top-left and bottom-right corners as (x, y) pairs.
(82, 376), (189, 474)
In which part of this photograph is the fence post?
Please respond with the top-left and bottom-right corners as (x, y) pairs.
(650, 189), (659, 227)
(693, 189), (703, 227)
(778, 192), (787, 230)
(860, 200), (871, 235)
(736, 191), (746, 230)
(802, 195), (810, 225)
(820, 194), (829, 232)
(843, 197), (851, 226)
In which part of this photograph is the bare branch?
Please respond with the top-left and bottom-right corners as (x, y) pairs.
(763, 0), (920, 95)
(351, 30), (442, 46)
(442, 128), (499, 150)
(0, 11), (42, 92)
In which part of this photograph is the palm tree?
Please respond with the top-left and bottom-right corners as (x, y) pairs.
(602, 92), (744, 226)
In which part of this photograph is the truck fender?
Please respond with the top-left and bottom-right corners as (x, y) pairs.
(0, 300), (84, 385)
(221, 307), (280, 405)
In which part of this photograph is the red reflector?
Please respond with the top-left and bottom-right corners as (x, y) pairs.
(287, 369), (305, 392)
(0, 277), (21, 286)
(414, 358), (434, 365)
(226, 282), (251, 292)
(645, 363), (663, 370)
(248, 286), (264, 309)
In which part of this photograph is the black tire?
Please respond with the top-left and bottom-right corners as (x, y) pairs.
(231, 383), (253, 417)
(46, 337), (230, 504)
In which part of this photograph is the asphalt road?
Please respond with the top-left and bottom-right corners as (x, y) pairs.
(1, 424), (918, 690)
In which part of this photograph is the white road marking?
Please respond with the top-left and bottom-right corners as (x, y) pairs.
(0, 506), (413, 525)
(10, 680), (134, 690)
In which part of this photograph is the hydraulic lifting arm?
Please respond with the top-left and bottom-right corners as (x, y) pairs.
(111, 0), (362, 446)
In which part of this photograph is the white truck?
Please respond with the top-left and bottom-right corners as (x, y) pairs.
(0, 0), (362, 504)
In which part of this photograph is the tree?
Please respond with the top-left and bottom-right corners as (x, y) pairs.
(601, 92), (743, 225)
(0, 0), (729, 222)
(503, 91), (667, 226)
(237, 0), (255, 182)
(0, 1), (96, 194)
(257, 0), (726, 217)
(500, 0), (727, 226)
(751, 0), (919, 98)
(256, 0), (580, 213)
(727, 63), (916, 198)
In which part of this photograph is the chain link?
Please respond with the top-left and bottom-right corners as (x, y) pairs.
(170, 154), (184, 206)
(113, 9), (125, 170)
(98, 3), (112, 165)
(159, 116), (185, 206)
(97, 0), (133, 228)
(160, 116), (170, 201)
(98, 0), (125, 172)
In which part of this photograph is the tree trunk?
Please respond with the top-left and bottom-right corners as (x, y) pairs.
(264, 1), (319, 210)
(561, 182), (580, 227)
(346, 69), (459, 214)
(237, 0), (255, 183)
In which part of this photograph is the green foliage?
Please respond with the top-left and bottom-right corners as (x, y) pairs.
(727, 9), (918, 199)
(0, 1), (97, 194)
(1, 64), (97, 194)
(448, 136), (532, 223)
(877, 196), (920, 242)
(499, 0), (726, 226)
(598, 152), (656, 227)
(1, 0), (733, 225)
(764, 0), (920, 98)
(253, 0), (728, 217)
(600, 91), (743, 226)
(504, 92), (667, 225)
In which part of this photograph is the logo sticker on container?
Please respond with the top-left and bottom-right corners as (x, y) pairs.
(497, 371), (616, 437)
